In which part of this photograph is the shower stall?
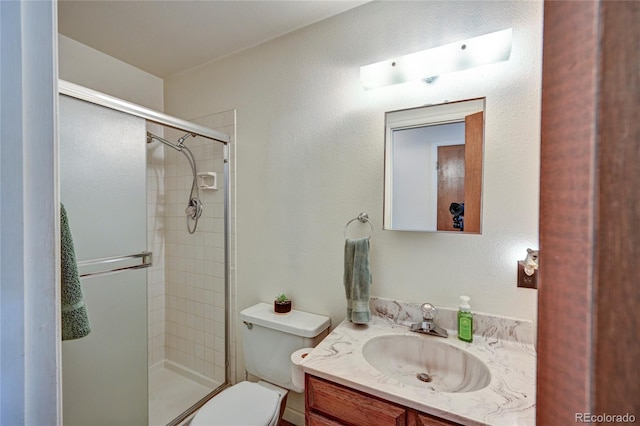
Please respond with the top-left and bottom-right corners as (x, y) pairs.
(59, 81), (233, 425)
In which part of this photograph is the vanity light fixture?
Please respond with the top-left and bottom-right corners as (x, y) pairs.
(360, 28), (513, 90)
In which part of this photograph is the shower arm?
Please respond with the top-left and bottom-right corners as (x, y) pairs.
(146, 132), (183, 152)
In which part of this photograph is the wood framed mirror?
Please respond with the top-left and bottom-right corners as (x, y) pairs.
(383, 98), (485, 233)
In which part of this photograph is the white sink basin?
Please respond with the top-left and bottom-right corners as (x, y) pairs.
(362, 334), (491, 393)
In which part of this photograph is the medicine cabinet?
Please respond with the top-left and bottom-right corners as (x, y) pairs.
(383, 98), (485, 233)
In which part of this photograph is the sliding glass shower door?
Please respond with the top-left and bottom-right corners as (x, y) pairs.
(59, 95), (148, 425)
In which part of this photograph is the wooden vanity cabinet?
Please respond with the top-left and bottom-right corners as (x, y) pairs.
(305, 375), (461, 426)
(406, 410), (462, 426)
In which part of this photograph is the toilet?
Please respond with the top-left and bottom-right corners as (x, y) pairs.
(191, 302), (330, 426)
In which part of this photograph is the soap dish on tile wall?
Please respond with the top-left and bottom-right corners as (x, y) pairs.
(197, 172), (217, 190)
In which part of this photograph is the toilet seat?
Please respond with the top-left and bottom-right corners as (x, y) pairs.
(190, 381), (285, 426)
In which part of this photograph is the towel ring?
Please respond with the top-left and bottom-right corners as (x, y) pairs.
(344, 212), (374, 239)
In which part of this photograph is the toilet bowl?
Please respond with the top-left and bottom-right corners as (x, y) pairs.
(190, 303), (330, 426)
(190, 381), (287, 426)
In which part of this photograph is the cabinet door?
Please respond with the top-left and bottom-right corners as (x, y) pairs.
(407, 409), (461, 426)
(306, 411), (344, 426)
(306, 376), (406, 425)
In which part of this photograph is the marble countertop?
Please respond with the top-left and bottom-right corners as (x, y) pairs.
(302, 297), (536, 425)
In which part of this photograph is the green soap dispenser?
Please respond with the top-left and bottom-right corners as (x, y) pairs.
(458, 295), (473, 343)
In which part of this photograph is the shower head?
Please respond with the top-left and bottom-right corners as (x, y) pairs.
(147, 130), (203, 234)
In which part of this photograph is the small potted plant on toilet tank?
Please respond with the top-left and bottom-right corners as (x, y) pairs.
(274, 294), (292, 314)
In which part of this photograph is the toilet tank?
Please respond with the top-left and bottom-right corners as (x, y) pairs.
(240, 303), (330, 392)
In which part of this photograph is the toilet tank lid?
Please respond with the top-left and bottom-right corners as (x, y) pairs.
(240, 303), (330, 338)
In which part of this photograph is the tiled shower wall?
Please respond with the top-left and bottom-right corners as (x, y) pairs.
(147, 111), (236, 386)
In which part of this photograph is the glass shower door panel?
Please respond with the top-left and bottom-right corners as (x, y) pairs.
(59, 95), (148, 425)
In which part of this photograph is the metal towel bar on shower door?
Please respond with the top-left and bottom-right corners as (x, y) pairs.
(77, 251), (153, 278)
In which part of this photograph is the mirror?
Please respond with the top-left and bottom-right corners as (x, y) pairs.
(383, 98), (485, 233)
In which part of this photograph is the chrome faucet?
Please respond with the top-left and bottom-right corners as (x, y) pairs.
(410, 303), (449, 338)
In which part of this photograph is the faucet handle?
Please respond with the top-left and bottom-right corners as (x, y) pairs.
(421, 303), (437, 320)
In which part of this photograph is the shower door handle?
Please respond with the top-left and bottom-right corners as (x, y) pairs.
(77, 251), (153, 278)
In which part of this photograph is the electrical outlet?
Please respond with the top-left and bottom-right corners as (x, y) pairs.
(518, 261), (538, 289)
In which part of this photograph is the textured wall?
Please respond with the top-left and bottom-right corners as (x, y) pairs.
(165, 1), (542, 327)
(58, 35), (163, 110)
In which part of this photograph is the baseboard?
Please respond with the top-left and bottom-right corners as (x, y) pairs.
(283, 406), (304, 426)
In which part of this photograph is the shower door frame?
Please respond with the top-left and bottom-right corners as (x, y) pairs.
(58, 80), (233, 423)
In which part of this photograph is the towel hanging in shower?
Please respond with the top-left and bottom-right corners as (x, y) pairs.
(61, 203), (92, 340)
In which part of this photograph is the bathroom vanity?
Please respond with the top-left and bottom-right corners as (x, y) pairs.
(306, 374), (457, 425)
(302, 297), (536, 426)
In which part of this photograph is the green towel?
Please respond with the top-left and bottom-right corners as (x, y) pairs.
(343, 238), (371, 324)
(61, 203), (91, 340)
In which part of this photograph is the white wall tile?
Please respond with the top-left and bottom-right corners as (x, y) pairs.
(147, 113), (235, 384)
